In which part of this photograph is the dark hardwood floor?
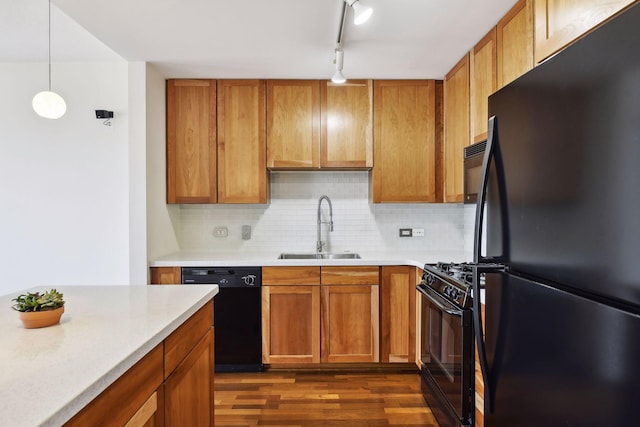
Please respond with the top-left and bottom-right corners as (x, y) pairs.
(215, 371), (439, 426)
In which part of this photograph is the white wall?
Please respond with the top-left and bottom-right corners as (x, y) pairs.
(145, 64), (181, 263)
(128, 62), (150, 285)
(0, 61), (130, 295)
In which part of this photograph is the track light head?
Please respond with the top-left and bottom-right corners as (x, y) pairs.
(345, 0), (373, 25)
(332, 49), (346, 84)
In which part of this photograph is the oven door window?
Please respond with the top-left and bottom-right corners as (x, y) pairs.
(421, 293), (465, 413)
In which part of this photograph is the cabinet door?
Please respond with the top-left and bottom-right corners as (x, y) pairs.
(380, 266), (416, 363)
(266, 80), (320, 168)
(164, 329), (214, 427)
(262, 285), (321, 364)
(321, 284), (379, 363)
(372, 80), (436, 203)
(150, 267), (181, 285)
(320, 80), (373, 168)
(470, 29), (497, 144)
(497, 0), (534, 89)
(443, 54), (470, 203)
(217, 80), (268, 203)
(166, 79), (217, 204)
(534, 0), (635, 63)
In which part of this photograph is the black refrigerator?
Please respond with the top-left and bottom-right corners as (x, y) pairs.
(473, 3), (640, 426)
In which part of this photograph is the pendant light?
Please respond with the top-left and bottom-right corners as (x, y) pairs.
(33, 0), (66, 119)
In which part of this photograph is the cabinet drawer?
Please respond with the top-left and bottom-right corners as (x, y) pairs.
(321, 266), (379, 285)
(263, 266), (321, 285)
(64, 345), (163, 427)
(164, 300), (214, 378)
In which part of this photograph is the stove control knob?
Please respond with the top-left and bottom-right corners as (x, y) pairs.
(425, 273), (436, 285)
(242, 274), (256, 285)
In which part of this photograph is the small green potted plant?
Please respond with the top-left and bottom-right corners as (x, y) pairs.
(12, 289), (65, 329)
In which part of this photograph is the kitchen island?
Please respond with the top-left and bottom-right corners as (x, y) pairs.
(0, 284), (218, 427)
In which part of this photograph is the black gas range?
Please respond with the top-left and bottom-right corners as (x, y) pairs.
(420, 262), (482, 309)
(416, 262), (496, 427)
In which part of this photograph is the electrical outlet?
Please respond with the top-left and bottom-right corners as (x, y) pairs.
(213, 226), (228, 237)
(412, 228), (425, 237)
(242, 225), (251, 240)
(399, 228), (412, 237)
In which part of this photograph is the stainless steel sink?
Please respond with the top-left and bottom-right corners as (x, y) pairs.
(322, 253), (361, 259)
(278, 253), (361, 260)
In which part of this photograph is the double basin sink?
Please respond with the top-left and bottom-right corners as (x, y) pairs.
(278, 253), (361, 260)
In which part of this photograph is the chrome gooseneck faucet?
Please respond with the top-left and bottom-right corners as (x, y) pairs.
(316, 195), (334, 253)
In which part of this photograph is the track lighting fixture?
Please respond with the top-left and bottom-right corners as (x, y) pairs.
(345, 0), (373, 25)
(330, 0), (372, 82)
(332, 48), (346, 84)
(32, 0), (66, 119)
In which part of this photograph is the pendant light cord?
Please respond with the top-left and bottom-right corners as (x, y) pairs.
(48, 0), (52, 91)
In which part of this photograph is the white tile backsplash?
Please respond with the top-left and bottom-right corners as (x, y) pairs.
(177, 171), (476, 258)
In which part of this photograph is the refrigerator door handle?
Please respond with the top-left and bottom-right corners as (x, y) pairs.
(473, 116), (497, 263)
(472, 265), (493, 413)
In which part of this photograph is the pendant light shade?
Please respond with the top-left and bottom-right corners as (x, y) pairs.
(33, 91), (67, 119)
(34, 0), (66, 119)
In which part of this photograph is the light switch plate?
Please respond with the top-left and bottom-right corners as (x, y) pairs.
(242, 225), (251, 240)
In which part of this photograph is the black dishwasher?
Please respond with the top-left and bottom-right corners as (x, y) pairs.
(182, 267), (263, 372)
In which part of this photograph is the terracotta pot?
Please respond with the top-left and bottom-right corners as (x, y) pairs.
(19, 306), (65, 329)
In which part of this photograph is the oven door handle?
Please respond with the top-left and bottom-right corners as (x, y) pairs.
(417, 285), (463, 316)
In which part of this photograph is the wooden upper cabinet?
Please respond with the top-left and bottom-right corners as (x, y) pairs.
(320, 80), (373, 168)
(166, 79), (217, 204)
(372, 80), (437, 203)
(217, 80), (268, 204)
(443, 55), (470, 203)
(534, 0), (636, 63)
(266, 80), (320, 169)
(470, 28), (497, 143)
(497, 0), (534, 89)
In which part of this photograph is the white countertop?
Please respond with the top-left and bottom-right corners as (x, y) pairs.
(149, 250), (471, 268)
(0, 285), (218, 427)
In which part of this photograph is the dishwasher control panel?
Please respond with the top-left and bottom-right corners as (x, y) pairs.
(182, 267), (262, 287)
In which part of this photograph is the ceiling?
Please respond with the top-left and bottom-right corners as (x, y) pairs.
(3, 0), (519, 80)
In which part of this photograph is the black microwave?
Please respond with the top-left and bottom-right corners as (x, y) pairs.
(463, 140), (487, 204)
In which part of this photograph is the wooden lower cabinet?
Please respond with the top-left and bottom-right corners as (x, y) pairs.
(262, 266), (379, 365)
(150, 267), (181, 285)
(164, 328), (214, 426)
(321, 266), (380, 363)
(380, 266), (416, 363)
(64, 345), (164, 427)
(321, 283), (379, 363)
(262, 267), (321, 364)
(64, 301), (214, 427)
(262, 284), (321, 363)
